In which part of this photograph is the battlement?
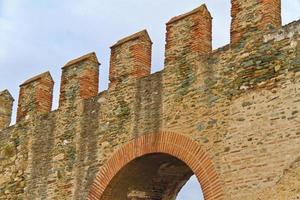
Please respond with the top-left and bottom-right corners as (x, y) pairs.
(0, 90), (14, 130)
(0, 0), (297, 127)
(165, 4), (212, 66)
(109, 30), (152, 88)
(1, 0), (299, 128)
(0, 1), (299, 199)
(59, 52), (99, 107)
(17, 71), (54, 122)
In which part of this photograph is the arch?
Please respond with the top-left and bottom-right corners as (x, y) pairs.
(88, 132), (224, 200)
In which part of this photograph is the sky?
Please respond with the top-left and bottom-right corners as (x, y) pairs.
(0, 0), (299, 199)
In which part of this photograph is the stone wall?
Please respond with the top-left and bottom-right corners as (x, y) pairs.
(0, 90), (13, 130)
(0, 0), (299, 199)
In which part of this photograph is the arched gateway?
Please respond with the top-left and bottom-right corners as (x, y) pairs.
(88, 132), (224, 200)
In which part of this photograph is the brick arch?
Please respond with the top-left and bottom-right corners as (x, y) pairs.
(88, 132), (224, 200)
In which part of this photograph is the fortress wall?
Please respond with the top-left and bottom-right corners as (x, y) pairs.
(0, 1), (299, 199)
(0, 116), (35, 199)
(161, 17), (300, 198)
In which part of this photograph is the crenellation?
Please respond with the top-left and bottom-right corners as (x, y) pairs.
(59, 52), (100, 107)
(109, 30), (152, 88)
(231, 0), (281, 45)
(16, 71), (54, 122)
(0, 1), (299, 199)
(165, 4), (212, 66)
(0, 90), (14, 130)
(110, 29), (152, 49)
(63, 52), (100, 69)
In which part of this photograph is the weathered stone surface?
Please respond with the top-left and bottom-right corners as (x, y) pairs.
(0, 90), (14, 130)
(59, 52), (99, 108)
(231, 0), (281, 44)
(258, 156), (300, 199)
(109, 30), (152, 88)
(0, 1), (299, 200)
(17, 71), (54, 122)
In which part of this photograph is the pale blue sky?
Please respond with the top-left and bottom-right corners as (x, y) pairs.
(0, 0), (299, 199)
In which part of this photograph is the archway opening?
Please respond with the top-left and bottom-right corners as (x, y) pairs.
(88, 132), (224, 200)
(100, 153), (204, 200)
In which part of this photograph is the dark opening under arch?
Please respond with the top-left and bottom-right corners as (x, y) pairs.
(101, 153), (196, 199)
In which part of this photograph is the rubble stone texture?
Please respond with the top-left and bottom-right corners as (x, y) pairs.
(0, 1), (300, 199)
(0, 90), (13, 129)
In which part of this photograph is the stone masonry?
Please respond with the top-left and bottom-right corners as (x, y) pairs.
(0, 1), (299, 199)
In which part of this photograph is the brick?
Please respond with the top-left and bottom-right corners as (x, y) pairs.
(231, 0), (281, 44)
(109, 30), (152, 88)
(16, 71), (53, 122)
(59, 52), (99, 107)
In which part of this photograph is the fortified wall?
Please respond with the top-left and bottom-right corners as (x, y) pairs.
(0, 0), (300, 199)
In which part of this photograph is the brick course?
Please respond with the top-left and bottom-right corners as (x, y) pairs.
(16, 71), (54, 122)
